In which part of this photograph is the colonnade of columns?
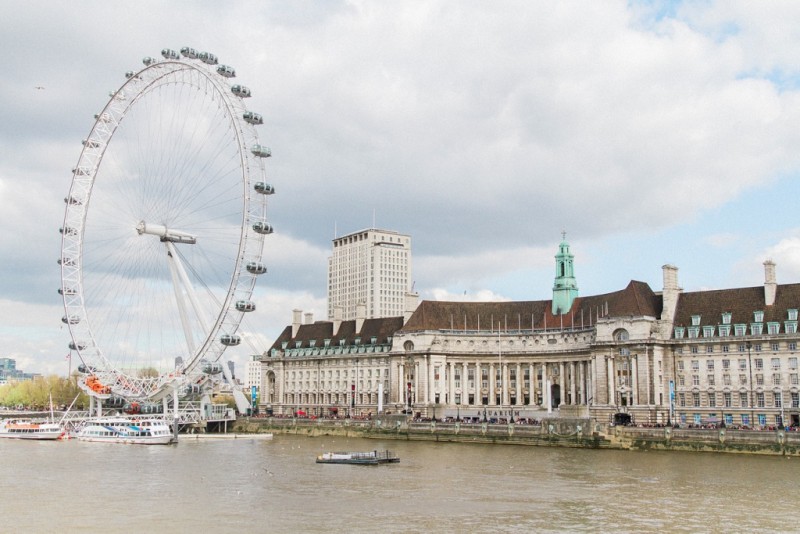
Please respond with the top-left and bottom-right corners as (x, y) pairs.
(393, 356), (595, 409)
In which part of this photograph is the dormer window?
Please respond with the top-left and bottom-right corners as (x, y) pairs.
(674, 327), (685, 339)
(734, 324), (746, 337)
(789, 309), (798, 321)
(281, 341), (288, 349)
(767, 322), (780, 335)
(370, 336), (377, 345)
(688, 327), (699, 339)
(691, 315), (701, 326)
(339, 339), (346, 346)
(722, 312), (732, 325)
(354, 337), (361, 345)
(718, 325), (730, 337)
(702, 326), (715, 338)
(751, 323), (763, 336)
(754, 311), (764, 322)
(295, 340), (302, 348)
(324, 339), (331, 348)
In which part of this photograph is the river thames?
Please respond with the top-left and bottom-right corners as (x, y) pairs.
(2, 434), (798, 533)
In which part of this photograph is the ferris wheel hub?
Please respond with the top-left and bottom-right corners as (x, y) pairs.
(136, 220), (197, 244)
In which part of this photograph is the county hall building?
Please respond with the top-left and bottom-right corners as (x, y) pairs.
(259, 234), (800, 428)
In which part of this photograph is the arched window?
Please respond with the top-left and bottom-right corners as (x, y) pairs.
(403, 340), (414, 352)
(613, 329), (629, 342)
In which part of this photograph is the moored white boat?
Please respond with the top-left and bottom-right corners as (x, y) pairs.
(0, 419), (64, 440)
(76, 417), (175, 445)
(316, 450), (399, 465)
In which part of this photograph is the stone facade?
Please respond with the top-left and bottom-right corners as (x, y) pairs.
(260, 242), (800, 429)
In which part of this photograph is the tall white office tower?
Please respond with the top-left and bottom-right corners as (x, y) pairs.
(328, 228), (412, 320)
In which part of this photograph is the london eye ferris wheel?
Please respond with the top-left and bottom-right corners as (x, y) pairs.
(59, 47), (273, 403)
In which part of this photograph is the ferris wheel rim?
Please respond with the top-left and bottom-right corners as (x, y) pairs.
(59, 49), (271, 400)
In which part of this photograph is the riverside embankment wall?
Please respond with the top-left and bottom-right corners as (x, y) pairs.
(232, 417), (800, 456)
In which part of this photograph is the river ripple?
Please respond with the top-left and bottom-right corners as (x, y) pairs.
(1, 435), (798, 533)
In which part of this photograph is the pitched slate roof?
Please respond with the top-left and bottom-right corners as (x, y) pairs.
(269, 316), (405, 351)
(400, 280), (662, 332)
(673, 283), (800, 328)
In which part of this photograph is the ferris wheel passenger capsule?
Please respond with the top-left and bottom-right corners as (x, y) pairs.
(57, 257), (75, 266)
(93, 112), (111, 123)
(199, 52), (218, 65)
(231, 84), (251, 98)
(68, 341), (86, 351)
(246, 262), (268, 274)
(161, 48), (179, 60)
(180, 47), (198, 59)
(251, 145), (271, 157)
(203, 362), (223, 374)
(254, 182), (274, 195)
(62, 315), (80, 325)
(235, 300), (256, 312)
(58, 287), (76, 296)
(64, 195), (83, 205)
(217, 65), (236, 78)
(220, 334), (241, 346)
(59, 226), (77, 236)
(82, 139), (102, 148)
(253, 221), (273, 235)
(72, 166), (92, 176)
(142, 56), (157, 66)
(243, 111), (263, 125)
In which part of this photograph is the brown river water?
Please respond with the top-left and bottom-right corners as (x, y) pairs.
(1, 434), (798, 533)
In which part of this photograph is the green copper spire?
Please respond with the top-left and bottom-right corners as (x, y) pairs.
(552, 232), (578, 315)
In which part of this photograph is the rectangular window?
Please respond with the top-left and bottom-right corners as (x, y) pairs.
(688, 327), (699, 339)
(703, 326), (715, 338)
(771, 358), (780, 370)
(792, 374), (798, 385)
(722, 359), (730, 369)
(774, 392), (783, 408)
(740, 392), (748, 408)
(771, 343), (780, 352)
(691, 360), (699, 370)
(679, 393), (686, 407)
(691, 346), (699, 354)
(707, 360), (715, 370)
(707, 375), (715, 386)
(773, 374), (781, 386)
(792, 392), (799, 408)
(724, 392), (732, 407)
(751, 323), (763, 336)
(722, 345), (730, 353)
(790, 309), (799, 321)
(678, 361), (685, 371)
(735, 325), (746, 337)
(739, 374), (747, 385)
(709, 393), (716, 407)
(755, 358), (763, 370)
(723, 374), (731, 386)
(706, 345), (714, 353)
(738, 359), (747, 370)
(693, 392), (700, 407)
(722, 312), (732, 324)
(757, 392), (765, 408)
(691, 315), (701, 326)
(674, 327), (685, 339)
(756, 374), (764, 386)
(678, 375), (685, 386)
(692, 375), (700, 386)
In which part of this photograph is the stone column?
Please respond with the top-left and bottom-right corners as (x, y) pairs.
(559, 362), (565, 406)
(570, 361), (577, 405)
(643, 350), (651, 405)
(607, 356), (615, 406)
(528, 363), (535, 405)
(542, 362), (549, 409)
(632, 355), (639, 406)
(449, 361), (455, 406)
(489, 362), (495, 405)
(516, 363), (523, 406)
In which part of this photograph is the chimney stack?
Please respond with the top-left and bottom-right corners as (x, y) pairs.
(356, 301), (366, 333)
(304, 312), (314, 325)
(292, 309), (302, 337)
(660, 264), (681, 323)
(332, 306), (343, 336)
(764, 260), (777, 306)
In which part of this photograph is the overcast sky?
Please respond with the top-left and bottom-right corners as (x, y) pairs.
(3, 0), (800, 377)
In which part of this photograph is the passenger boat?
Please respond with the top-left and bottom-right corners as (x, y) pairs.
(0, 419), (64, 440)
(75, 417), (175, 445)
(316, 450), (399, 465)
